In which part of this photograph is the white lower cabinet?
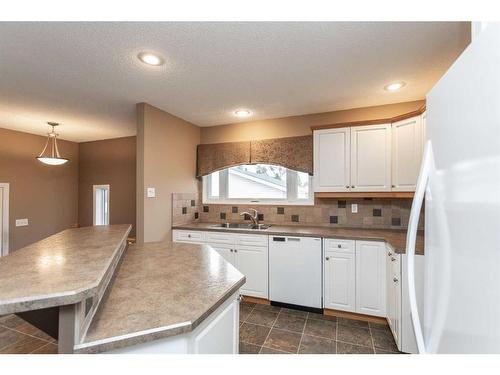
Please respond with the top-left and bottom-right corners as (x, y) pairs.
(234, 244), (268, 299)
(173, 230), (268, 299)
(386, 246), (401, 349)
(355, 241), (387, 317)
(323, 239), (356, 312)
(323, 239), (386, 317)
(208, 243), (236, 267)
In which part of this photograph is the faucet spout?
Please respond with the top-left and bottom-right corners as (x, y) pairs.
(240, 208), (259, 226)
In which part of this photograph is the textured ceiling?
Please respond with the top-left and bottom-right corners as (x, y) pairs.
(0, 22), (469, 142)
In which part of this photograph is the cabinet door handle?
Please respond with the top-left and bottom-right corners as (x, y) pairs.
(391, 257), (396, 262)
(325, 257), (330, 261)
(337, 244), (342, 248)
(345, 185), (350, 189)
(187, 234), (191, 238)
(234, 249), (238, 253)
(230, 249), (233, 252)
(388, 251), (393, 256)
(393, 277), (399, 283)
(351, 185), (355, 188)
(392, 185), (396, 188)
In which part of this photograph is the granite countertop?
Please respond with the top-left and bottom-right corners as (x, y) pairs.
(172, 222), (425, 255)
(75, 241), (245, 354)
(0, 224), (131, 315)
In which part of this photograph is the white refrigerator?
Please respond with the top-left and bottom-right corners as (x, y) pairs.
(406, 23), (500, 353)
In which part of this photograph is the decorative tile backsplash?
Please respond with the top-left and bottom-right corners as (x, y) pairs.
(173, 193), (424, 230)
(172, 193), (201, 226)
(198, 199), (423, 230)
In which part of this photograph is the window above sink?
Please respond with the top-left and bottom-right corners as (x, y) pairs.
(202, 164), (313, 205)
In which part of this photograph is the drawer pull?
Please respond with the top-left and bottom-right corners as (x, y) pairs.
(337, 244), (342, 248)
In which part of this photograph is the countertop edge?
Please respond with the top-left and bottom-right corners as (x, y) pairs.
(172, 224), (418, 254)
(75, 278), (245, 354)
(0, 225), (132, 315)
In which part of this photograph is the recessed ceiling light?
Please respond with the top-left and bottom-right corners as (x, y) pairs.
(234, 109), (251, 118)
(137, 52), (164, 66)
(384, 81), (406, 92)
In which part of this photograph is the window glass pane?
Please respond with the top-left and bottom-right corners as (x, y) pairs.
(297, 171), (310, 199)
(210, 171), (220, 197)
(228, 164), (287, 199)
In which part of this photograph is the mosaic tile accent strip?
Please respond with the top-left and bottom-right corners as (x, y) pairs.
(198, 199), (423, 230)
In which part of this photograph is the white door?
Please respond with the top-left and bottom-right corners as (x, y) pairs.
(355, 241), (386, 317)
(0, 183), (9, 257)
(313, 127), (351, 192)
(235, 245), (268, 299)
(324, 249), (356, 312)
(208, 243), (236, 267)
(391, 116), (423, 191)
(350, 124), (392, 192)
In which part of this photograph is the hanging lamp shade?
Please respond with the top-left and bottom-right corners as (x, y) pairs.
(36, 122), (69, 165)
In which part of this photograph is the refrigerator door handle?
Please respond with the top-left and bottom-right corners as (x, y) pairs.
(406, 140), (433, 354)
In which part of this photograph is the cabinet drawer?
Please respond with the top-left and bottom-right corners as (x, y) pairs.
(173, 230), (205, 243)
(324, 238), (355, 253)
(236, 234), (268, 247)
(206, 232), (236, 245)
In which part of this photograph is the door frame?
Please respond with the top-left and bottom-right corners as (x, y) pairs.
(0, 183), (9, 256)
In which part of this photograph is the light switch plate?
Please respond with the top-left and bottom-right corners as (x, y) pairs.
(147, 187), (156, 198)
(16, 218), (29, 227)
(351, 204), (358, 213)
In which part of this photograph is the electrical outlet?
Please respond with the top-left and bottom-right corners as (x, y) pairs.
(147, 187), (156, 198)
(16, 218), (29, 227)
(351, 204), (358, 213)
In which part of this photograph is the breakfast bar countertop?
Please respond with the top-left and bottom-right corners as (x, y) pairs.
(0, 224), (132, 315)
(75, 241), (245, 354)
(172, 222), (424, 255)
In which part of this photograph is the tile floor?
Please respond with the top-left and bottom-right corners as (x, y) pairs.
(239, 301), (402, 354)
(0, 314), (58, 354)
(1, 303), (402, 354)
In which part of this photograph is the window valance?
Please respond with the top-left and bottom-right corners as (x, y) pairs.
(196, 135), (313, 177)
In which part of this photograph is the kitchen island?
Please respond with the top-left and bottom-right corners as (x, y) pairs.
(76, 241), (245, 353)
(0, 225), (245, 354)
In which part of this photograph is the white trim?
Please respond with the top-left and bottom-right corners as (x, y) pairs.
(0, 183), (9, 256)
(93, 184), (110, 226)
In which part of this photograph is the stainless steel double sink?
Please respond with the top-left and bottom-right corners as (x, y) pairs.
(210, 223), (272, 230)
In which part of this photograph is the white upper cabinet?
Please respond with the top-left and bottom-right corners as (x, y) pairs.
(350, 124), (392, 192)
(313, 128), (351, 192)
(391, 115), (423, 191)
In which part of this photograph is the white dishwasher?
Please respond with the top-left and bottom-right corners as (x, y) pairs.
(269, 236), (322, 309)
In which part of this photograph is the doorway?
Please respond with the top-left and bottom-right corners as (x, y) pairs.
(93, 184), (110, 226)
(0, 183), (9, 256)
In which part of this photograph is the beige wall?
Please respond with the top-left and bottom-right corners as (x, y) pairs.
(201, 100), (425, 144)
(0, 127), (79, 252)
(78, 136), (136, 235)
(136, 103), (200, 243)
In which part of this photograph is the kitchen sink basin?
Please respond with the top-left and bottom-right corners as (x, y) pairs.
(211, 223), (271, 230)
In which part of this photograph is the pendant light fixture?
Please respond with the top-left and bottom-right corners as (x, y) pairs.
(36, 122), (69, 165)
